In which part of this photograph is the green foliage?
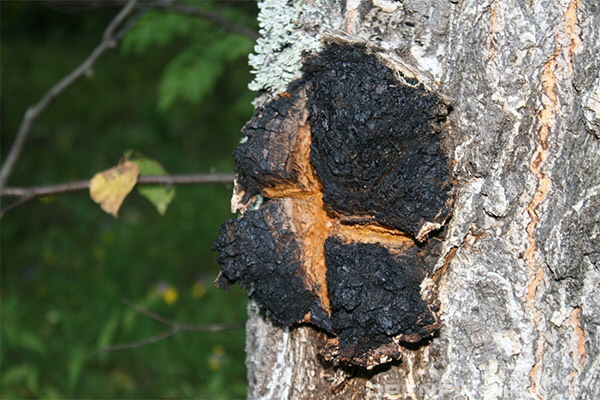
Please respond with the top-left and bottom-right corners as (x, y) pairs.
(1, 1), (257, 398)
(129, 152), (176, 215)
(122, 12), (198, 54)
(123, 9), (254, 111)
(159, 36), (253, 110)
(2, 364), (40, 396)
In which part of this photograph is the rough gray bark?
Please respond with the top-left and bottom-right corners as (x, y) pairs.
(240, 0), (600, 398)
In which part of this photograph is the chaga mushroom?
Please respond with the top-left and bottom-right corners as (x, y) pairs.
(232, 80), (314, 213)
(306, 43), (453, 241)
(324, 236), (440, 367)
(213, 198), (332, 332)
(214, 41), (454, 368)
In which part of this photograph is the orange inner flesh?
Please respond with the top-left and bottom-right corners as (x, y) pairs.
(260, 124), (317, 199)
(260, 121), (415, 320)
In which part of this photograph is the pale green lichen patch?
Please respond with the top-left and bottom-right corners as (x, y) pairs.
(248, 0), (334, 92)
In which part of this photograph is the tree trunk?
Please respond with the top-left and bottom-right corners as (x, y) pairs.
(234, 0), (600, 398)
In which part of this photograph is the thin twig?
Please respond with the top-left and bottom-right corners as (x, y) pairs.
(0, 195), (36, 216)
(104, 326), (180, 351)
(2, 173), (235, 197)
(0, 0), (140, 192)
(2, 180), (93, 198)
(0, 173), (235, 217)
(102, 328), (180, 351)
(158, 3), (259, 40)
(138, 173), (236, 186)
(123, 298), (178, 326)
(102, 298), (244, 352)
(41, 0), (258, 39)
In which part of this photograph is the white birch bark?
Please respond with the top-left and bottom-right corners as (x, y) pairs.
(243, 1), (600, 398)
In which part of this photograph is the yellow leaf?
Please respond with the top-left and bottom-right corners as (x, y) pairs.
(89, 161), (139, 217)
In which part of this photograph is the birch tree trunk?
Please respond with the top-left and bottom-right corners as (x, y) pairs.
(239, 0), (600, 398)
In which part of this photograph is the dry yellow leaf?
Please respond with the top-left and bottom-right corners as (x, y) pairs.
(89, 161), (140, 217)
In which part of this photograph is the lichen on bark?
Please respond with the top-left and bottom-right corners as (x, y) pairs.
(232, 0), (600, 399)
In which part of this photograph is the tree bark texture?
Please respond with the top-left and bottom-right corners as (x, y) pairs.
(238, 0), (600, 398)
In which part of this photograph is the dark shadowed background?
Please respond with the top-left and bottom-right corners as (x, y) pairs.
(1, 1), (257, 398)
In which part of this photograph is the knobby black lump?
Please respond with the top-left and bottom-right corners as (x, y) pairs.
(306, 43), (452, 239)
(325, 237), (438, 364)
(213, 42), (454, 368)
(213, 199), (330, 329)
(233, 80), (311, 207)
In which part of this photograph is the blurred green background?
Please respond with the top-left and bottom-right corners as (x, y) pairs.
(1, 1), (258, 398)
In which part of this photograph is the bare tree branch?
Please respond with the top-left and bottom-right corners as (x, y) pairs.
(104, 327), (180, 352)
(41, 0), (259, 40)
(122, 298), (179, 326)
(138, 173), (235, 186)
(1, 0), (254, 195)
(0, 0), (141, 192)
(2, 180), (93, 198)
(0, 173), (235, 217)
(2, 173), (235, 197)
(0, 195), (37, 217)
(102, 298), (244, 352)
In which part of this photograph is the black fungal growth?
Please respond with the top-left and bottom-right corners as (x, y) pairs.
(306, 44), (453, 239)
(325, 237), (438, 362)
(233, 80), (310, 206)
(213, 200), (330, 329)
(213, 42), (455, 368)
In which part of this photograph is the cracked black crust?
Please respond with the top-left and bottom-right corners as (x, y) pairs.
(234, 80), (310, 205)
(324, 237), (438, 363)
(213, 199), (330, 329)
(306, 43), (453, 239)
(214, 42), (454, 368)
